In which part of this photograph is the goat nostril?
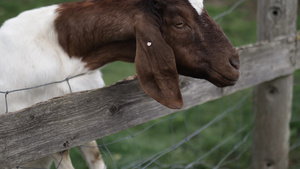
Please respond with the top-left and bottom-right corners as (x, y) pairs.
(230, 58), (240, 70)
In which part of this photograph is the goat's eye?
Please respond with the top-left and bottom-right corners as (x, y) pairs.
(175, 22), (185, 28)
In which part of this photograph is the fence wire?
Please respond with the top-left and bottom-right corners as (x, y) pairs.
(13, 87), (253, 169)
(0, 74), (83, 114)
(213, 0), (246, 21)
(94, 90), (252, 169)
(1, 0), (300, 169)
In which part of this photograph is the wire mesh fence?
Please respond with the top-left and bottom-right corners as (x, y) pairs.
(1, 0), (300, 169)
(95, 90), (253, 169)
(0, 74), (84, 114)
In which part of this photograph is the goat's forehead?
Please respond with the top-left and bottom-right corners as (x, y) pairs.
(188, 0), (204, 15)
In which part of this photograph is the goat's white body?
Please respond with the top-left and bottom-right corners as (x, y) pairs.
(0, 5), (105, 113)
(0, 5), (105, 169)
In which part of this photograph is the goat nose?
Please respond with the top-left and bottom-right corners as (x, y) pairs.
(230, 58), (240, 70)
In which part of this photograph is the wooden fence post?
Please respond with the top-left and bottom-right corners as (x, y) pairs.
(252, 0), (298, 169)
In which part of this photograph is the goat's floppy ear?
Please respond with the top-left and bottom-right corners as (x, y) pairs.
(134, 16), (183, 109)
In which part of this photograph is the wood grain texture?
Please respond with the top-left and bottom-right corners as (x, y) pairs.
(252, 0), (297, 169)
(257, 0), (298, 41)
(0, 36), (300, 168)
(253, 76), (293, 169)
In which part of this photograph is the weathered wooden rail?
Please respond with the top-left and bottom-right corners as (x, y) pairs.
(0, 34), (299, 168)
(0, 0), (299, 168)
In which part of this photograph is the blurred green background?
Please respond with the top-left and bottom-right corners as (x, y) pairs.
(0, 0), (299, 168)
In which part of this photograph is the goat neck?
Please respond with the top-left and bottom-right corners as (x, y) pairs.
(55, 0), (138, 69)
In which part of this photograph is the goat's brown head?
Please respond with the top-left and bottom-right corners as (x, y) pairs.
(134, 0), (240, 109)
(56, 0), (239, 110)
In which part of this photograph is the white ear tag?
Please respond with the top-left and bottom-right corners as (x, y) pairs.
(147, 42), (152, 47)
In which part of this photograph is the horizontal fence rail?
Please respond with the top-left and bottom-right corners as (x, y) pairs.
(0, 33), (300, 168)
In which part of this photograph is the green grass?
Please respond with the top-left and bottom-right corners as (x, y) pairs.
(0, 0), (299, 168)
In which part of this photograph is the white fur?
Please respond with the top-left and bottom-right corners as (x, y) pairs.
(0, 5), (105, 169)
(0, 5), (105, 113)
(188, 0), (204, 15)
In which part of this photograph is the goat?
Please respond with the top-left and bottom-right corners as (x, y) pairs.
(0, 0), (240, 168)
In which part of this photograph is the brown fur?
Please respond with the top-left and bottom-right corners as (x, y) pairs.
(55, 0), (240, 109)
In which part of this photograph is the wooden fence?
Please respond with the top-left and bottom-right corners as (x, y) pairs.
(0, 0), (299, 168)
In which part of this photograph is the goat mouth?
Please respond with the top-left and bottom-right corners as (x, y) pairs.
(208, 67), (239, 87)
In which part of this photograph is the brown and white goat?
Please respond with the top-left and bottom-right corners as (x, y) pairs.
(0, 0), (239, 168)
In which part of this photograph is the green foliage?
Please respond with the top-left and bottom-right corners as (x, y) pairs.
(0, 0), (78, 25)
(206, 3), (257, 46)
